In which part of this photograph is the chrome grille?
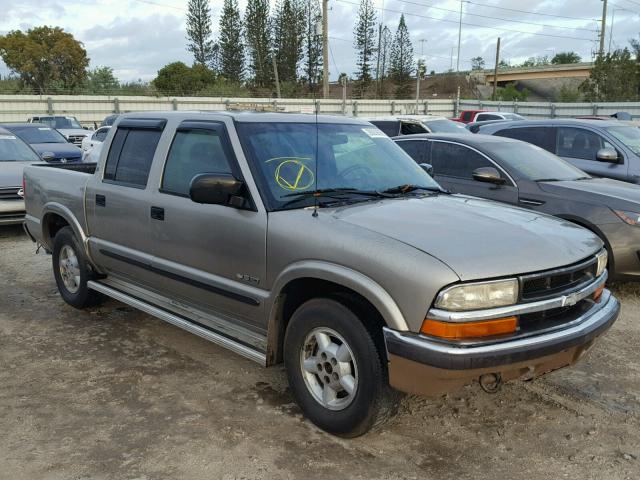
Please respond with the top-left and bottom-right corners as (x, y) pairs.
(520, 256), (598, 301)
(0, 187), (21, 200)
(67, 134), (86, 146)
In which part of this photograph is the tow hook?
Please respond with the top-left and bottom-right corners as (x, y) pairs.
(479, 373), (503, 393)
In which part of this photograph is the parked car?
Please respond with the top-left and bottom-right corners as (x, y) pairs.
(0, 127), (41, 225)
(27, 115), (90, 146)
(394, 133), (640, 281)
(479, 119), (640, 184)
(23, 112), (618, 437)
(3, 124), (83, 163)
(100, 114), (120, 127)
(451, 110), (524, 124)
(400, 115), (471, 134)
(81, 126), (111, 153)
(362, 117), (428, 136)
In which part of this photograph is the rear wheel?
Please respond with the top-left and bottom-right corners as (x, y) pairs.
(52, 227), (102, 309)
(284, 298), (398, 437)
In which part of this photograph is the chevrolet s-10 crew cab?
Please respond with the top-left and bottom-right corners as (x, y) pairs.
(23, 112), (620, 437)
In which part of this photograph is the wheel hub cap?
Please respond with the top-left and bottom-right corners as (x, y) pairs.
(300, 327), (358, 411)
(59, 245), (81, 294)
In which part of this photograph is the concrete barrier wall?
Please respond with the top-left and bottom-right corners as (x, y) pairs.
(1, 95), (639, 125)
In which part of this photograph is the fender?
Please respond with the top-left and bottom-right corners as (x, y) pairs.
(556, 214), (613, 273)
(267, 260), (409, 332)
(41, 202), (103, 273)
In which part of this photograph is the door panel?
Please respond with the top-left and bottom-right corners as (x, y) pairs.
(149, 122), (268, 332)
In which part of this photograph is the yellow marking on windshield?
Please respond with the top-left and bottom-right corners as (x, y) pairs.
(274, 159), (315, 191)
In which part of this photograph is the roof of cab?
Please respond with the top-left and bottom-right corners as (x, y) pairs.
(479, 118), (625, 130)
(117, 111), (374, 125)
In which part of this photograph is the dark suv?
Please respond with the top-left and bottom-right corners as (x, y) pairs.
(479, 119), (640, 184)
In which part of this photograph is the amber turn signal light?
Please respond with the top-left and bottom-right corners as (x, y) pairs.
(420, 316), (518, 340)
(593, 284), (605, 303)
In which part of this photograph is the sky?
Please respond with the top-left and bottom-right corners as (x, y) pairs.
(0, 0), (639, 82)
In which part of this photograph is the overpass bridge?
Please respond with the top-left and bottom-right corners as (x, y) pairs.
(484, 62), (593, 86)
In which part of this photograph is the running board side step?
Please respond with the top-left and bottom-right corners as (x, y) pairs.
(87, 280), (266, 365)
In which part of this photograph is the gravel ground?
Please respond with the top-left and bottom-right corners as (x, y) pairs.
(0, 225), (638, 480)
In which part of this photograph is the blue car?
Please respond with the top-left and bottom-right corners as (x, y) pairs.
(2, 123), (83, 163)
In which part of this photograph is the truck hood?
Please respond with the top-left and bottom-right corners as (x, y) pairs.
(30, 143), (83, 160)
(539, 177), (640, 209)
(0, 161), (33, 187)
(334, 195), (602, 281)
(58, 129), (89, 137)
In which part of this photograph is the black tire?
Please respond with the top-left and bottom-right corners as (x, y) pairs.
(52, 226), (103, 309)
(284, 298), (397, 437)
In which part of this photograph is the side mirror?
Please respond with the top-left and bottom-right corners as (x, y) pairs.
(419, 163), (434, 175)
(596, 148), (619, 163)
(41, 152), (56, 162)
(189, 173), (244, 205)
(472, 166), (505, 185)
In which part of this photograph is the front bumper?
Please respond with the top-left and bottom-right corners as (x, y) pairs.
(384, 289), (619, 396)
(0, 199), (26, 225)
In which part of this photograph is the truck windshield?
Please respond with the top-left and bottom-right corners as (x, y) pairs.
(486, 141), (588, 181)
(38, 116), (83, 129)
(12, 126), (68, 144)
(605, 126), (640, 156)
(237, 122), (441, 210)
(0, 134), (40, 162)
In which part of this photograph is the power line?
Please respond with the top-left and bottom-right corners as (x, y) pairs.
(334, 0), (597, 41)
(394, 0), (599, 33)
(465, 0), (600, 22)
(130, 0), (185, 11)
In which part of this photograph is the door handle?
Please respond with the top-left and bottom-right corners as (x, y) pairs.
(95, 194), (105, 207)
(150, 206), (165, 221)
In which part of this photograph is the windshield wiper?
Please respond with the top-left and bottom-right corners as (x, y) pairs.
(534, 178), (561, 183)
(279, 188), (392, 209)
(380, 184), (448, 195)
(574, 176), (592, 181)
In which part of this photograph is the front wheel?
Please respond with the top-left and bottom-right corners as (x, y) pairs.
(284, 298), (398, 437)
(52, 226), (103, 309)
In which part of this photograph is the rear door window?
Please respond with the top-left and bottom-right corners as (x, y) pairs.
(104, 128), (162, 187)
(494, 127), (556, 153)
(430, 141), (493, 179)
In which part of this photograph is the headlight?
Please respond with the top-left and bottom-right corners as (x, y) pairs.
(596, 249), (608, 277)
(434, 278), (519, 311)
(613, 209), (640, 227)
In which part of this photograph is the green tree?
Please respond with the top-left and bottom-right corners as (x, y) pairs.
(493, 82), (529, 101)
(186, 0), (215, 66)
(273, 0), (305, 83)
(0, 26), (89, 93)
(389, 15), (414, 98)
(245, 0), (273, 88)
(353, 0), (377, 94)
(302, 0), (322, 90)
(520, 55), (549, 68)
(580, 48), (639, 101)
(219, 0), (245, 82)
(152, 61), (216, 96)
(470, 56), (485, 71)
(551, 51), (581, 64)
(557, 84), (581, 102)
(87, 67), (119, 93)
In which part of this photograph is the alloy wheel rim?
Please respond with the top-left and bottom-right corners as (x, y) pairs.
(300, 327), (358, 411)
(59, 245), (81, 294)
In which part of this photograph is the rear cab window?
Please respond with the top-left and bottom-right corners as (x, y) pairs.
(103, 118), (166, 188)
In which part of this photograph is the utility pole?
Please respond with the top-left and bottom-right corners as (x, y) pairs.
(322, 0), (329, 98)
(272, 56), (281, 99)
(456, 0), (464, 72)
(608, 7), (617, 53)
(492, 37), (500, 100)
(416, 60), (425, 110)
(599, 0), (608, 57)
